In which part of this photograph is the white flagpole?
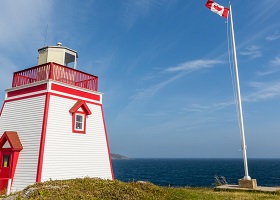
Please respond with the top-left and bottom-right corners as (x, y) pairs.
(229, 4), (251, 180)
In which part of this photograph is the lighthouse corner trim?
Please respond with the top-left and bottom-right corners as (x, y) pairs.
(36, 92), (50, 182)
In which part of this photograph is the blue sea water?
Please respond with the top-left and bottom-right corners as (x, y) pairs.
(112, 159), (280, 187)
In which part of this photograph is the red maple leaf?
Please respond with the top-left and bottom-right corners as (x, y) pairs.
(213, 5), (222, 11)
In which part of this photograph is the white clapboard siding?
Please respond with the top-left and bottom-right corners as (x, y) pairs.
(41, 95), (112, 181)
(0, 96), (46, 192)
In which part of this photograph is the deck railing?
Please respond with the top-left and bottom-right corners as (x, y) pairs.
(12, 62), (98, 91)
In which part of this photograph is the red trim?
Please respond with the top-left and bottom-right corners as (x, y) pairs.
(7, 84), (47, 98)
(51, 84), (100, 101)
(36, 93), (50, 182)
(50, 92), (101, 106)
(3, 92), (101, 107)
(9, 151), (20, 181)
(0, 132), (23, 151)
(69, 100), (92, 115)
(0, 101), (5, 117)
(101, 106), (114, 180)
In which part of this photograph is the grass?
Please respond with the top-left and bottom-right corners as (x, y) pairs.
(4, 178), (280, 200)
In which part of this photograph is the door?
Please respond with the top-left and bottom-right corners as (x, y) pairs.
(0, 149), (12, 178)
(0, 131), (23, 193)
(0, 149), (12, 192)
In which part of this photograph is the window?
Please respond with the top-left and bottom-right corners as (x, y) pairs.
(2, 155), (10, 167)
(69, 100), (92, 134)
(75, 114), (85, 131)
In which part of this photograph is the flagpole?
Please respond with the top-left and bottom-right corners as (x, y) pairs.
(229, 4), (251, 180)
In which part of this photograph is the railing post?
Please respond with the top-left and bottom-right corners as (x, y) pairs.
(49, 62), (53, 80)
(96, 78), (98, 91)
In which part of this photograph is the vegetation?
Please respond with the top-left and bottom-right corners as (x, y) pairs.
(110, 153), (130, 160)
(3, 178), (280, 200)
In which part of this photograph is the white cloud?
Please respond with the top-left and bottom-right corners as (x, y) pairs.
(256, 69), (279, 77)
(271, 57), (280, 66)
(243, 81), (280, 102)
(132, 59), (224, 101)
(183, 104), (211, 113)
(213, 101), (235, 110)
(132, 72), (184, 101)
(129, 59), (225, 104)
(240, 45), (261, 59)
(165, 59), (224, 72)
(265, 31), (280, 41)
(216, 81), (280, 107)
(256, 56), (280, 77)
(186, 80), (280, 113)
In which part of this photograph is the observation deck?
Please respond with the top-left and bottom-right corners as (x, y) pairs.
(12, 62), (98, 91)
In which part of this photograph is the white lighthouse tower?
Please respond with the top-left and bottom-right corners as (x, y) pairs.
(0, 43), (114, 193)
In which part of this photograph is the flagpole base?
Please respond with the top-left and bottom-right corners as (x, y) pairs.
(238, 179), (257, 189)
(243, 175), (251, 180)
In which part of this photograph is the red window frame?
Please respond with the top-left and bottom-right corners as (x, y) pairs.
(69, 100), (91, 134)
(72, 111), (87, 134)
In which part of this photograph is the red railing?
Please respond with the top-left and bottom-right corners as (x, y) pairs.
(12, 62), (98, 91)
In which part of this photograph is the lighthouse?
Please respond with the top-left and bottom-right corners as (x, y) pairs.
(0, 43), (114, 193)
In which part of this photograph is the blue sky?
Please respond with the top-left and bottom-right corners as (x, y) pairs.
(1, 0), (280, 158)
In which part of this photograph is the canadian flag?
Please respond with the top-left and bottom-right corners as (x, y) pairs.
(205, 0), (229, 18)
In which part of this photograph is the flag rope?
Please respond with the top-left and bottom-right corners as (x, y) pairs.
(226, 5), (242, 146)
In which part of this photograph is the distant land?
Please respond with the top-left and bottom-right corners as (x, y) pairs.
(111, 153), (129, 160)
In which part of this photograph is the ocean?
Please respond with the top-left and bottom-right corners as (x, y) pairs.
(112, 158), (280, 187)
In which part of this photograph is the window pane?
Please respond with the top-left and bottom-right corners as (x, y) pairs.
(2, 155), (10, 167)
(76, 115), (83, 122)
(76, 122), (83, 129)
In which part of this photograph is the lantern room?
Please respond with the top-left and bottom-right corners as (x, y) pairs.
(38, 42), (78, 69)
